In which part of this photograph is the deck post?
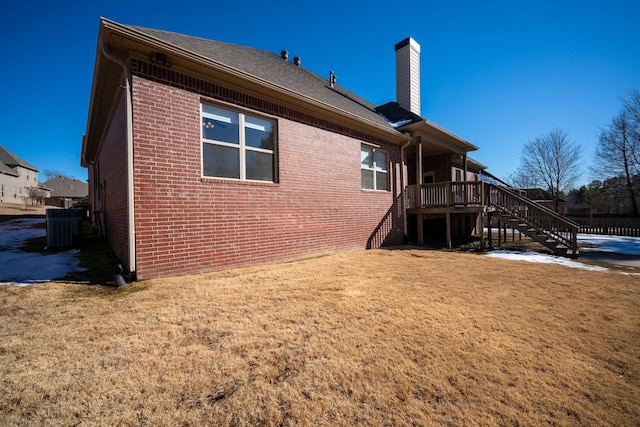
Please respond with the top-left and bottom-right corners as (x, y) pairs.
(445, 182), (451, 206)
(462, 153), (468, 206)
(446, 212), (452, 249)
(503, 223), (507, 245)
(488, 212), (492, 248)
(479, 211), (485, 250)
(417, 213), (424, 245)
(415, 136), (423, 186)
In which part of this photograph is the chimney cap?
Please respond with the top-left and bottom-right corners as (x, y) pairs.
(395, 37), (420, 52)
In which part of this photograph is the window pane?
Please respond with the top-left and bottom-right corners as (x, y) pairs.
(374, 150), (388, 171)
(202, 105), (239, 144)
(203, 143), (240, 179)
(376, 172), (388, 191)
(245, 116), (275, 150)
(246, 150), (274, 181)
(361, 169), (374, 189)
(361, 146), (373, 168)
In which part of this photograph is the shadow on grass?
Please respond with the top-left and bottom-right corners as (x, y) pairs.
(66, 222), (125, 286)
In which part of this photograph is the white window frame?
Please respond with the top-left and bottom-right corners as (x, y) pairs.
(201, 103), (276, 182)
(361, 144), (389, 191)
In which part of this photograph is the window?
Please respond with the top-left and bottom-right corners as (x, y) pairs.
(201, 103), (276, 182)
(361, 145), (388, 191)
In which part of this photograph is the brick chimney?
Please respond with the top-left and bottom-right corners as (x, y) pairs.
(395, 37), (421, 115)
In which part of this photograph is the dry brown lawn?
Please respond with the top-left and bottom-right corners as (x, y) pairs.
(0, 203), (53, 216)
(1, 249), (639, 426)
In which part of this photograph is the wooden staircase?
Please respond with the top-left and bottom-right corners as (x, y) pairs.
(487, 184), (580, 258)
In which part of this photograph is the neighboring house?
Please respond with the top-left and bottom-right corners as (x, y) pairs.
(82, 19), (578, 280)
(523, 188), (566, 215)
(0, 145), (39, 204)
(42, 176), (89, 208)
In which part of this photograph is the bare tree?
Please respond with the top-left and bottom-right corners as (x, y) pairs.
(593, 111), (639, 215)
(592, 89), (640, 216)
(506, 166), (542, 189)
(21, 187), (48, 208)
(42, 169), (74, 181)
(521, 129), (582, 212)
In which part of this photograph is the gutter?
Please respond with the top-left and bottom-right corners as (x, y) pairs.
(100, 43), (137, 276)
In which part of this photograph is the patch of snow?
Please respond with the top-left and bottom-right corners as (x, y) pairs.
(486, 250), (608, 272)
(0, 218), (84, 286)
(377, 113), (413, 128)
(389, 119), (413, 128)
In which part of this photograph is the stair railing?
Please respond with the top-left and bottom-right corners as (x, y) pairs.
(486, 184), (579, 254)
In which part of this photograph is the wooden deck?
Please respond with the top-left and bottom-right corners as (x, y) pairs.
(404, 182), (579, 257)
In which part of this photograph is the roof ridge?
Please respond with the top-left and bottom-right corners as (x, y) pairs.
(112, 21), (395, 132)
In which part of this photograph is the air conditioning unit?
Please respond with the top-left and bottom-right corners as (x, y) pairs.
(46, 209), (82, 247)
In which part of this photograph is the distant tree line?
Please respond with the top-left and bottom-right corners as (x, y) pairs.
(506, 89), (640, 216)
(567, 176), (640, 215)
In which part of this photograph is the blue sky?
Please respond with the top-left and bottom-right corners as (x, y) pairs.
(1, 1), (638, 186)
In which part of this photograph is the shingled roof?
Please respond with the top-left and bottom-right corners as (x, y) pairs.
(124, 23), (394, 131)
(0, 145), (38, 175)
(43, 176), (88, 199)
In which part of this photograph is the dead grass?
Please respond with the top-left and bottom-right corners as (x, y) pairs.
(0, 249), (638, 426)
(0, 203), (53, 217)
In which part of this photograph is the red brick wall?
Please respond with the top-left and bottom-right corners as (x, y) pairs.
(90, 90), (131, 268)
(128, 68), (403, 280)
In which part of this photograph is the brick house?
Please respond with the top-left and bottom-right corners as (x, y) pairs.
(82, 19), (493, 280)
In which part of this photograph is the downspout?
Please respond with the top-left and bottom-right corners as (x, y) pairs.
(101, 43), (136, 276)
(400, 134), (412, 239)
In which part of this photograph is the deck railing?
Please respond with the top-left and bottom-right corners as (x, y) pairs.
(405, 181), (484, 209)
